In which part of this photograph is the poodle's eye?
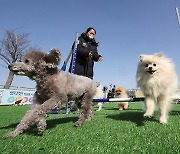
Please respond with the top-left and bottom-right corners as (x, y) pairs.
(153, 64), (156, 67)
(25, 59), (29, 63)
(145, 64), (148, 67)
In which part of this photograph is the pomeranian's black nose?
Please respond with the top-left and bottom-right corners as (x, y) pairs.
(8, 65), (11, 70)
(149, 67), (152, 70)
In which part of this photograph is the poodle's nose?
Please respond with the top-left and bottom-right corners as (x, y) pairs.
(8, 65), (12, 70)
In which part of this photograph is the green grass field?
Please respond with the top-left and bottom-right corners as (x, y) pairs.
(0, 102), (179, 154)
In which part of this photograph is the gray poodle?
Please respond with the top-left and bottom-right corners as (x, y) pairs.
(5, 48), (97, 138)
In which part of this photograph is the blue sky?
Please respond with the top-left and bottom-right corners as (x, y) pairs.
(0, 0), (180, 89)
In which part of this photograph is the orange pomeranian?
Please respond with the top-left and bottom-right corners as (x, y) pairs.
(115, 87), (129, 110)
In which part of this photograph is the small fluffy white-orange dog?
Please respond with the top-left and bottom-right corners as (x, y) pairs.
(115, 87), (129, 110)
(93, 84), (105, 111)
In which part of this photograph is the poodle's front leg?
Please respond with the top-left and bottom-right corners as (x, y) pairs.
(35, 97), (63, 134)
(4, 103), (41, 138)
(4, 97), (63, 138)
(74, 98), (93, 126)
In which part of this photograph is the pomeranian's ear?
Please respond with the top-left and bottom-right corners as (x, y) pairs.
(154, 53), (163, 57)
(139, 55), (144, 62)
(44, 48), (62, 65)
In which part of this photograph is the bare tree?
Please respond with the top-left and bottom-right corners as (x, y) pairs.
(0, 29), (30, 89)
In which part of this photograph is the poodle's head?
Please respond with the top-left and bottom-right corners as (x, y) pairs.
(9, 48), (62, 80)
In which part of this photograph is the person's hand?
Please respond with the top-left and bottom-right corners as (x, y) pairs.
(98, 56), (103, 62)
(89, 51), (93, 58)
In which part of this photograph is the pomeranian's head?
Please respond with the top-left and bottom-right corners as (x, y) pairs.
(115, 87), (125, 96)
(138, 53), (163, 75)
(136, 53), (177, 87)
(137, 53), (173, 76)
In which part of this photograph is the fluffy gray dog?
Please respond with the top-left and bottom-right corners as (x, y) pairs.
(5, 48), (97, 138)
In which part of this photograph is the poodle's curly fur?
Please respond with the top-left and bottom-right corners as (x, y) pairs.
(5, 48), (97, 138)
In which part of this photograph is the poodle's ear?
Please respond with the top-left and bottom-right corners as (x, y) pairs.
(44, 48), (62, 65)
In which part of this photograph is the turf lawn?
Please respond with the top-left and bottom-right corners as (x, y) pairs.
(0, 102), (179, 154)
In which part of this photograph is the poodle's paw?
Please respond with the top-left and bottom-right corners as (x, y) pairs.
(159, 116), (167, 124)
(144, 113), (153, 118)
(74, 120), (84, 127)
(86, 116), (92, 121)
(37, 131), (44, 136)
(86, 112), (93, 121)
(74, 122), (82, 127)
(36, 117), (47, 132)
(37, 127), (46, 135)
(3, 131), (19, 138)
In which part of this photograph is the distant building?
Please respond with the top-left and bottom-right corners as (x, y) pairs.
(126, 89), (144, 98)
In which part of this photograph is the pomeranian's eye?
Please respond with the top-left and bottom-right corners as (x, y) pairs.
(145, 64), (148, 67)
(25, 59), (29, 63)
(153, 64), (156, 67)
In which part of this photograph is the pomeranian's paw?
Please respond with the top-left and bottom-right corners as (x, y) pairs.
(144, 113), (153, 118)
(119, 106), (124, 111)
(159, 116), (167, 124)
(96, 107), (102, 111)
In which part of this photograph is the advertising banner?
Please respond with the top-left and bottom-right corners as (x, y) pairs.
(0, 89), (35, 105)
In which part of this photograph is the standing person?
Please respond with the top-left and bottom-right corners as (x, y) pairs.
(69, 27), (103, 79)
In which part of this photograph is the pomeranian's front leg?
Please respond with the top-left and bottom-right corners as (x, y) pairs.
(158, 95), (171, 124)
(144, 96), (155, 118)
(97, 102), (103, 111)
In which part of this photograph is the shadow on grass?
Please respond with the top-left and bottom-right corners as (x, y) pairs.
(104, 108), (143, 111)
(0, 123), (19, 129)
(46, 116), (78, 129)
(169, 110), (180, 116)
(1, 116), (78, 137)
(26, 116), (78, 136)
(106, 111), (158, 126)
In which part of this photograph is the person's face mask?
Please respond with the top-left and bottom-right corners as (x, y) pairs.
(87, 30), (95, 40)
(88, 34), (94, 39)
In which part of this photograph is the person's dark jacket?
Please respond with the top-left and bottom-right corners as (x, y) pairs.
(69, 33), (102, 79)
